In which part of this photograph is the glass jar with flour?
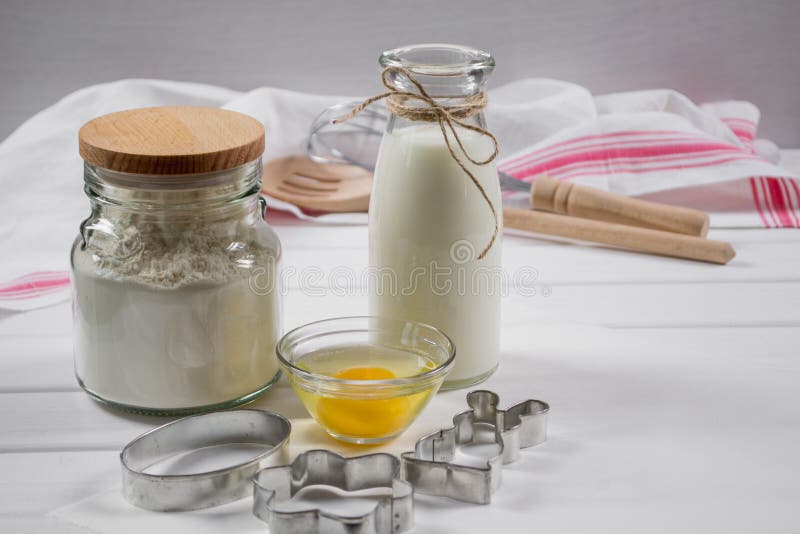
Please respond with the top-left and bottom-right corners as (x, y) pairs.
(361, 44), (503, 389)
(72, 107), (281, 415)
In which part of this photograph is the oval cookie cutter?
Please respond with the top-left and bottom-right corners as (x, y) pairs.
(121, 409), (291, 511)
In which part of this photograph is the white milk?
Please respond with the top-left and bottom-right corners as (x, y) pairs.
(368, 124), (502, 386)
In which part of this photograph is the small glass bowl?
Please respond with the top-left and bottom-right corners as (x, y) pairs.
(276, 316), (455, 444)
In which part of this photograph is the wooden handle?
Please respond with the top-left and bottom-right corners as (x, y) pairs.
(503, 207), (735, 264)
(531, 175), (710, 237)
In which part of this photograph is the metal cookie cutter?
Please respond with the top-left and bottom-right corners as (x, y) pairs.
(253, 449), (413, 534)
(401, 390), (549, 504)
(121, 409), (291, 511)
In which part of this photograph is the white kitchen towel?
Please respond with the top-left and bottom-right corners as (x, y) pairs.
(498, 89), (799, 229)
(0, 77), (796, 310)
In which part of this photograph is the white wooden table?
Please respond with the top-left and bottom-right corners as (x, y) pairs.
(2, 202), (799, 532)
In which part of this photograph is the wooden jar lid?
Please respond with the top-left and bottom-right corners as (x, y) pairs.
(79, 106), (265, 175)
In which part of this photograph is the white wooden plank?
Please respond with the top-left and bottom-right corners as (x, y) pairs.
(0, 516), (92, 534)
(273, 223), (368, 249)
(0, 392), (160, 453)
(705, 228), (800, 243)
(0, 336), (77, 393)
(512, 281), (800, 328)
(284, 282), (800, 330)
(0, 382), (292, 452)
(0, 451), (118, 514)
(276, 239), (800, 288)
(0, 304), (71, 338)
(272, 223), (800, 252)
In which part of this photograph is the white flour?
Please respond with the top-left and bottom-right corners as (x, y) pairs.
(72, 216), (281, 410)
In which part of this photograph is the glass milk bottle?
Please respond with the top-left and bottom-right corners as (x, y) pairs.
(368, 44), (502, 389)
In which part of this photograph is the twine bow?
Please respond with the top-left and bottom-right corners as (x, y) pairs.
(333, 66), (499, 260)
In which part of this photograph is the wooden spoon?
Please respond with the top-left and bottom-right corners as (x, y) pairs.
(262, 156), (371, 212)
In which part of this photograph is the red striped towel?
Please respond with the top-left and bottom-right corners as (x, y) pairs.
(497, 92), (799, 228)
(0, 271), (71, 311)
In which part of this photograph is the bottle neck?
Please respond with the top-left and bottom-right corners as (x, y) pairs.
(84, 160), (263, 223)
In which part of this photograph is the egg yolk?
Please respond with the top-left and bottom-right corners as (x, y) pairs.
(316, 367), (411, 439)
(333, 367), (397, 380)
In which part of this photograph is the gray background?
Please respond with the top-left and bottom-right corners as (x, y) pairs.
(0, 0), (798, 144)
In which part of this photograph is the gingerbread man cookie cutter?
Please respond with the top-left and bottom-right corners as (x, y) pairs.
(400, 390), (549, 504)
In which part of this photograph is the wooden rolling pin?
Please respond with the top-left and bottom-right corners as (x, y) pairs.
(530, 175), (710, 237)
(503, 207), (735, 264)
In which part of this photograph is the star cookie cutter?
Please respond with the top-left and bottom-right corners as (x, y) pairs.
(253, 449), (413, 534)
(400, 390), (549, 504)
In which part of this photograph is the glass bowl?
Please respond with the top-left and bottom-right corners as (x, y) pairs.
(276, 316), (455, 444)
